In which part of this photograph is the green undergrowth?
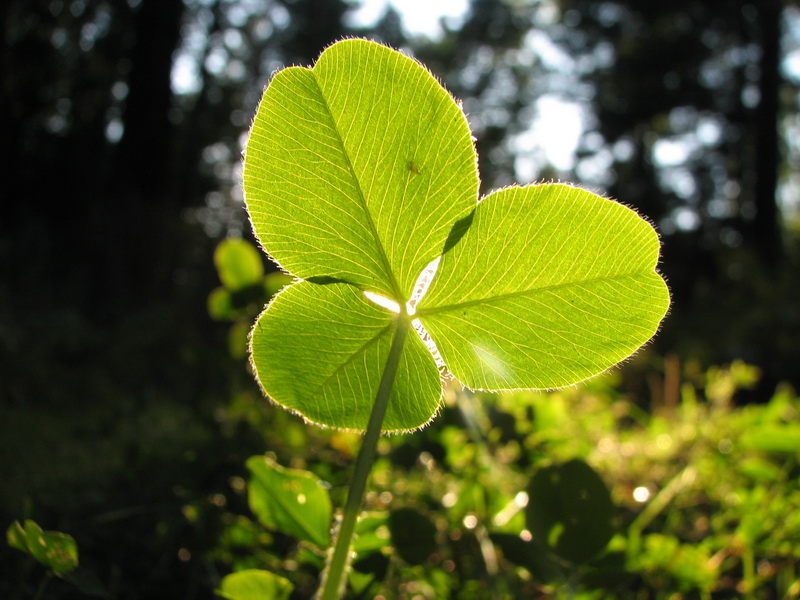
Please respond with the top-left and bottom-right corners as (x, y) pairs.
(9, 244), (796, 599)
(207, 353), (800, 599)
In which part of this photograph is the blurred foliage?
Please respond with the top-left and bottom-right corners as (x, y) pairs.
(208, 237), (292, 359)
(213, 358), (800, 599)
(217, 568), (293, 600)
(7, 520), (79, 575)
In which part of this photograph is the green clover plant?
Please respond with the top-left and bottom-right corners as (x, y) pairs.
(242, 38), (669, 599)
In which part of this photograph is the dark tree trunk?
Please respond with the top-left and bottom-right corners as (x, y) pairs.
(115, 0), (183, 197)
(748, 0), (782, 266)
(106, 0), (185, 314)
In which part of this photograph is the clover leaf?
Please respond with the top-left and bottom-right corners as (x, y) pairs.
(243, 39), (670, 433)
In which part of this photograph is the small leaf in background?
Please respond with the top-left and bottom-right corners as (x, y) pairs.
(7, 519), (79, 574)
(214, 238), (264, 292)
(388, 507), (437, 565)
(525, 459), (615, 564)
(7, 520), (27, 553)
(217, 569), (293, 600)
(245, 455), (332, 547)
(208, 287), (236, 321)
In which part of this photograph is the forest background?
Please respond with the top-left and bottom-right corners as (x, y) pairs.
(2, 0), (800, 598)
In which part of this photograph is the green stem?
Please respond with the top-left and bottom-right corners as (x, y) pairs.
(317, 315), (410, 600)
(626, 465), (696, 562)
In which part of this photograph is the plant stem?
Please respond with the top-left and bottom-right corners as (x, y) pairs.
(317, 315), (410, 600)
(742, 544), (756, 600)
(626, 465), (696, 562)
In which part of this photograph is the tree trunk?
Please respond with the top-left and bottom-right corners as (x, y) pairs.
(107, 0), (185, 314)
(748, 0), (782, 266)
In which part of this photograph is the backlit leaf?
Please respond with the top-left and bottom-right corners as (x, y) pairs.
(250, 281), (441, 432)
(244, 38), (478, 300)
(418, 184), (669, 390)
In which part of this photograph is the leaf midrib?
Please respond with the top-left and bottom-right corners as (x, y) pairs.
(311, 68), (404, 302)
(310, 321), (395, 403)
(416, 269), (661, 317)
